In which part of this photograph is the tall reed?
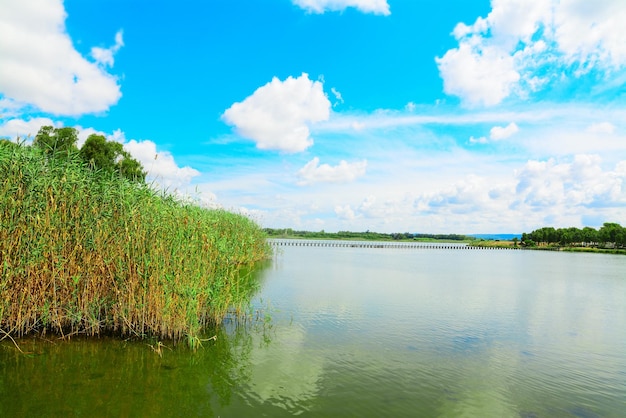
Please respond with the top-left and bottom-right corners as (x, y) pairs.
(0, 143), (271, 345)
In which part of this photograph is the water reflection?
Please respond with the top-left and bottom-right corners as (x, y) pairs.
(1, 247), (625, 417)
(1, 323), (253, 416)
(0, 262), (273, 417)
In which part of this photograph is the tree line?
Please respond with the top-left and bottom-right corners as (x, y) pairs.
(264, 228), (471, 241)
(522, 223), (625, 248)
(1, 126), (146, 182)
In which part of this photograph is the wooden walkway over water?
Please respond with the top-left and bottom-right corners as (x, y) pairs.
(268, 239), (522, 250)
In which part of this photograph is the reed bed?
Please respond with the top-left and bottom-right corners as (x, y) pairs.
(0, 143), (271, 346)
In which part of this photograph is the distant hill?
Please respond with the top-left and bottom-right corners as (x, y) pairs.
(470, 234), (521, 241)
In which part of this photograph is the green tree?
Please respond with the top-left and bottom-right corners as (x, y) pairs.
(117, 151), (146, 183)
(33, 126), (79, 158)
(80, 134), (122, 172)
(79, 134), (146, 183)
(581, 227), (598, 245)
(599, 222), (625, 247)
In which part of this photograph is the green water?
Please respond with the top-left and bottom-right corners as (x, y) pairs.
(2, 243), (625, 417)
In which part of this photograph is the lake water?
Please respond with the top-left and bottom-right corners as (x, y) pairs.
(1, 241), (625, 417)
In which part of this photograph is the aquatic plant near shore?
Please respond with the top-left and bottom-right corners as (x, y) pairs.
(0, 143), (271, 345)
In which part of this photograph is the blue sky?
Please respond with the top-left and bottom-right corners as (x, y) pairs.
(1, 0), (625, 233)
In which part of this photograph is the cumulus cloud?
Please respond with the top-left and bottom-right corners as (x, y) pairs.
(405, 154), (626, 232)
(470, 122), (519, 144)
(222, 73), (330, 153)
(436, 0), (626, 106)
(296, 157), (367, 185)
(0, 117), (59, 141)
(293, 0), (390, 15)
(334, 204), (356, 220)
(0, 0), (122, 115)
(436, 42), (520, 106)
(554, 0), (626, 70)
(515, 155), (625, 209)
(490, 122), (519, 140)
(416, 174), (497, 214)
(123, 139), (201, 190)
(74, 128), (201, 191)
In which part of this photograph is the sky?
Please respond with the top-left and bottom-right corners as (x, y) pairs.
(1, 0), (625, 234)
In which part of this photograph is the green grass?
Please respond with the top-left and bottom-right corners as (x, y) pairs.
(0, 143), (271, 346)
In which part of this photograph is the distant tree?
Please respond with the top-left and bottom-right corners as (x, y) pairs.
(79, 134), (146, 182)
(33, 126), (79, 158)
(599, 222), (625, 247)
(581, 227), (598, 245)
(559, 229), (571, 246)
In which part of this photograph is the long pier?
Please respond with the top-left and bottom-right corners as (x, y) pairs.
(268, 239), (522, 250)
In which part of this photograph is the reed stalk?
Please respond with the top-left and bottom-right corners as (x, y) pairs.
(0, 143), (271, 345)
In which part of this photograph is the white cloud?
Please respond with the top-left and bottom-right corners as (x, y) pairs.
(123, 139), (201, 190)
(469, 136), (488, 144)
(490, 122), (519, 140)
(436, 42), (520, 106)
(554, 0), (626, 70)
(469, 122), (518, 144)
(437, 0), (626, 106)
(296, 157), (367, 185)
(0, 117), (59, 141)
(293, 0), (390, 15)
(222, 73), (330, 153)
(334, 204), (356, 220)
(586, 122), (616, 135)
(331, 87), (344, 107)
(91, 30), (124, 68)
(416, 174), (497, 214)
(0, 0), (122, 115)
(72, 127), (201, 191)
(514, 155), (625, 209)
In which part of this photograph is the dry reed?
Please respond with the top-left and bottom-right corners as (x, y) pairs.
(0, 143), (271, 346)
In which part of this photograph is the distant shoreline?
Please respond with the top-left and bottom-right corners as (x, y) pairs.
(468, 239), (626, 255)
(264, 232), (626, 255)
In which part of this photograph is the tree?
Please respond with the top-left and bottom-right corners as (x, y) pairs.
(599, 223), (625, 247)
(33, 126), (79, 158)
(80, 134), (122, 172)
(581, 227), (598, 246)
(117, 150), (146, 183)
(79, 134), (146, 183)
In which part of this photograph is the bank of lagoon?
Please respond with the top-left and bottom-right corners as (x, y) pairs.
(2, 242), (625, 417)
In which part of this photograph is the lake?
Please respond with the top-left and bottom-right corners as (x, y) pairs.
(1, 241), (625, 417)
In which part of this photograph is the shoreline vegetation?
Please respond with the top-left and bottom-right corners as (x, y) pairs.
(470, 223), (626, 255)
(266, 226), (626, 255)
(1, 139), (270, 348)
(264, 228), (472, 242)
